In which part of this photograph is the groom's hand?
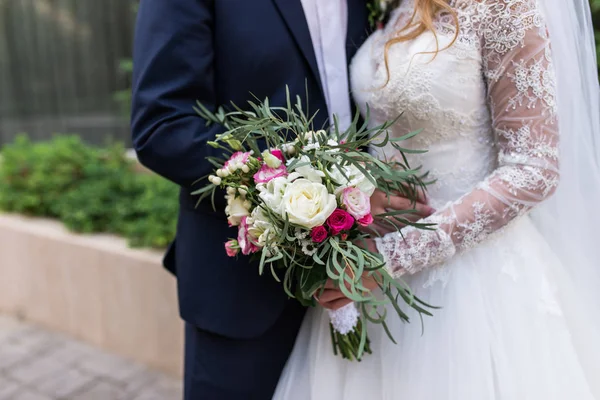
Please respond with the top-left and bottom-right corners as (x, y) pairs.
(365, 189), (435, 235)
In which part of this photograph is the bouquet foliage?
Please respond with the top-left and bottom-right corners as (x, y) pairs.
(193, 90), (435, 360)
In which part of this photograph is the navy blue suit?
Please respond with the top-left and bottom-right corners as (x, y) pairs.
(131, 1), (370, 398)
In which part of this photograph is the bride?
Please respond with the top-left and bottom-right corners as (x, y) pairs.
(274, 0), (600, 398)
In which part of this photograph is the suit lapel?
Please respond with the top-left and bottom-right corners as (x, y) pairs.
(346, 0), (371, 63)
(272, 0), (323, 95)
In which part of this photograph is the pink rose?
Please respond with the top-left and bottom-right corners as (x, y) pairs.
(237, 217), (259, 255)
(253, 164), (287, 184)
(357, 213), (374, 227)
(270, 149), (285, 162)
(224, 240), (240, 257)
(341, 187), (371, 219)
(326, 209), (355, 235)
(224, 151), (251, 169)
(311, 226), (328, 243)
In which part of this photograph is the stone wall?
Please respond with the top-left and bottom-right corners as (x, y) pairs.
(0, 214), (183, 378)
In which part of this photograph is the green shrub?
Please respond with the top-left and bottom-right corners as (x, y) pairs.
(0, 135), (107, 217)
(114, 59), (134, 119)
(0, 135), (178, 249)
(122, 174), (180, 249)
(593, 0), (600, 74)
(54, 168), (144, 234)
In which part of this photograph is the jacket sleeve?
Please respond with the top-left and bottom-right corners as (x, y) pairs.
(131, 0), (226, 188)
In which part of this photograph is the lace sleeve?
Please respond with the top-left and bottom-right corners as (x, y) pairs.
(375, 0), (560, 277)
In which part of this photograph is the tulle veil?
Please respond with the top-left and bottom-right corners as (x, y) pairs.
(531, 0), (600, 386)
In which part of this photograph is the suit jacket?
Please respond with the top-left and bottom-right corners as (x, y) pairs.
(131, 0), (370, 339)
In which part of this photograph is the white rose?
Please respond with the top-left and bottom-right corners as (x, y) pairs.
(289, 155), (325, 183)
(286, 172), (302, 182)
(257, 176), (288, 214)
(329, 164), (376, 196)
(281, 179), (337, 229)
(247, 207), (276, 246)
(226, 196), (250, 226)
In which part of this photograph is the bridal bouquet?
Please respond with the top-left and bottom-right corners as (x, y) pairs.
(192, 91), (435, 361)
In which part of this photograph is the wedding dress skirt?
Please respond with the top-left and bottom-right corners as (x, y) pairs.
(274, 216), (600, 399)
(275, 1), (600, 398)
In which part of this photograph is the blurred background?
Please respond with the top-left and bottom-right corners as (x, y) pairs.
(0, 0), (134, 145)
(0, 1), (597, 399)
(0, 1), (183, 399)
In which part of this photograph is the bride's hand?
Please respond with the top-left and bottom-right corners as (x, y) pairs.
(316, 239), (380, 310)
(364, 189), (435, 235)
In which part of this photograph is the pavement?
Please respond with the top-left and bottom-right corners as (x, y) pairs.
(0, 314), (183, 400)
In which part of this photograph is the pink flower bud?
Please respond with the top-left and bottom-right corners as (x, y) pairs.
(224, 240), (240, 257)
(311, 226), (328, 243)
(357, 213), (374, 227)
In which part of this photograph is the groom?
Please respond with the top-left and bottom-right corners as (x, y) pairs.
(131, 1), (400, 399)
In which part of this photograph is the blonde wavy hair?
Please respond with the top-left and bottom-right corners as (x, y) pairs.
(383, 0), (459, 85)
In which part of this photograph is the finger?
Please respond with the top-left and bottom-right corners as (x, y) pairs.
(404, 186), (428, 205)
(372, 212), (424, 232)
(386, 197), (435, 217)
(323, 298), (353, 311)
(384, 213), (423, 225)
(369, 204), (387, 217)
(395, 184), (429, 205)
(358, 224), (387, 236)
(368, 221), (401, 235)
(358, 222), (394, 236)
(357, 224), (373, 234)
(324, 279), (337, 289)
(415, 187), (428, 205)
(316, 289), (346, 305)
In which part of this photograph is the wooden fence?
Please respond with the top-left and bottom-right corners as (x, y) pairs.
(0, 0), (136, 146)
(0, 1), (598, 148)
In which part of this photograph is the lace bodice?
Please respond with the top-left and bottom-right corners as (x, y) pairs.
(350, 0), (559, 277)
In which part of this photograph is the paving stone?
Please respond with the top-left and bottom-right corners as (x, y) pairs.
(131, 392), (163, 400)
(153, 375), (183, 394)
(67, 380), (127, 400)
(121, 368), (157, 395)
(131, 387), (182, 400)
(0, 341), (34, 370)
(10, 390), (53, 400)
(4, 328), (59, 355)
(34, 367), (95, 398)
(132, 390), (179, 400)
(0, 315), (181, 400)
(132, 375), (183, 400)
(0, 377), (20, 400)
(77, 352), (145, 384)
(0, 316), (27, 342)
(7, 353), (67, 385)
(43, 341), (95, 367)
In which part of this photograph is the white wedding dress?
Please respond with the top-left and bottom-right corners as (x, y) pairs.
(274, 0), (600, 399)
